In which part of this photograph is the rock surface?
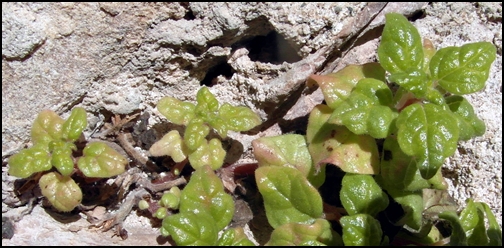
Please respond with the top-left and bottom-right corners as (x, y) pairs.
(2, 2), (502, 245)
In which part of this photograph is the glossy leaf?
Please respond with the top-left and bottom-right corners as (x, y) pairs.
(50, 141), (76, 177)
(396, 103), (459, 179)
(8, 144), (52, 178)
(217, 227), (255, 246)
(265, 219), (335, 246)
(77, 142), (128, 178)
(39, 172), (82, 212)
(307, 104), (379, 175)
(445, 95), (486, 140)
(388, 68), (429, 98)
(187, 138), (225, 170)
(378, 137), (447, 191)
(31, 110), (64, 145)
(460, 199), (488, 245)
(179, 165), (234, 231)
(340, 174), (389, 217)
(307, 63), (385, 109)
(61, 107), (87, 142)
(255, 166), (323, 228)
(148, 130), (188, 162)
(430, 42), (496, 94)
(218, 103), (261, 133)
(340, 214), (383, 246)
(252, 134), (324, 188)
(438, 210), (468, 246)
(162, 212), (218, 246)
(157, 96), (196, 126)
(160, 191), (180, 210)
(184, 118), (210, 151)
(378, 13), (423, 74)
(328, 78), (397, 138)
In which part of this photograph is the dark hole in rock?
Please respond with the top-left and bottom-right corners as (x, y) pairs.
(233, 31), (302, 65)
(200, 61), (235, 86)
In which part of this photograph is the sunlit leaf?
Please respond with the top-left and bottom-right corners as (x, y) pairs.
(187, 138), (225, 170)
(184, 118), (210, 151)
(148, 130), (188, 162)
(307, 104), (379, 175)
(378, 13), (423, 74)
(180, 165), (234, 231)
(162, 212), (218, 246)
(265, 219), (336, 246)
(252, 134), (324, 188)
(39, 172), (82, 212)
(31, 110), (64, 145)
(8, 144), (52, 178)
(445, 95), (486, 140)
(328, 78), (397, 138)
(255, 166), (323, 228)
(77, 142), (128, 178)
(157, 96), (196, 126)
(438, 210), (468, 246)
(431, 42), (496, 94)
(396, 103), (459, 179)
(340, 174), (389, 217)
(306, 63), (385, 109)
(218, 103), (261, 134)
(217, 227), (255, 246)
(340, 214), (383, 246)
(61, 107), (87, 142)
(50, 141), (76, 177)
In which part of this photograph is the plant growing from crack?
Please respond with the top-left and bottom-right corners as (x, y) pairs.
(142, 13), (501, 246)
(149, 86), (261, 171)
(8, 107), (128, 212)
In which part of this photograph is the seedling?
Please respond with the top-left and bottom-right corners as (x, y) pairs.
(8, 107), (128, 212)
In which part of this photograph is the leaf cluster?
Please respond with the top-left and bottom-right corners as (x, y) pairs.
(8, 108), (128, 211)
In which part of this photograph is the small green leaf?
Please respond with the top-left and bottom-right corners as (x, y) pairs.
(218, 103), (261, 134)
(328, 78), (397, 138)
(255, 166), (323, 228)
(252, 134), (324, 188)
(187, 138), (226, 170)
(179, 165), (234, 231)
(31, 110), (64, 145)
(378, 137), (447, 191)
(217, 227), (255, 246)
(265, 219), (335, 246)
(388, 68), (429, 98)
(77, 142), (128, 178)
(386, 188), (424, 230)
(438, 210), (468, 246)
(61, 107), (87, 142)
(8, 144), (52, 178)
(148, 130), (188, 162)
(445, 95), (486, 140)
(160, 192), (180, 210)
(396, 103), (459, 179)
(307, 104), (380, 175)
(306, 63), (385, 109)
(340, 214), (383, 246)
(378, 13), (424, 74)
(157, 96), (196, 126)
(340, 174), (389, 217)
(460, 199), (488, 245)
(162, 212), (218, 246)
(196, 86), (219, 113)
(184, 118), (210, 151)
(430, 42), (496, 95)
(478, 202), (502, 246)
(39, 172), (82, 212)
(50, 141), (76, 177)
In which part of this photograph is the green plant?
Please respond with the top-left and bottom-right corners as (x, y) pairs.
(8, 107), (128, 212)
(248, 12), (500, 245)
(149, 86), (261, 170)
